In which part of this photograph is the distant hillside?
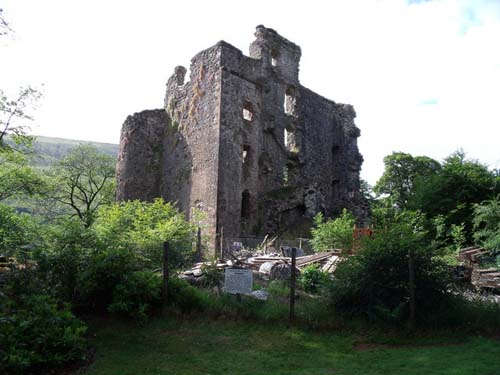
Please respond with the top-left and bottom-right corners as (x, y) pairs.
(31, 135), (119, 166)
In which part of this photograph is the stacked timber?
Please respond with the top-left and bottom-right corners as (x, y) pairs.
(458, 246), (500, 291)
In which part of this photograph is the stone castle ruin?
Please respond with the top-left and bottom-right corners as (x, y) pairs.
(116, 25), (368, 250)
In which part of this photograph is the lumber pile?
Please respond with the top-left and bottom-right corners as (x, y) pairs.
(458, 246), (500, 290)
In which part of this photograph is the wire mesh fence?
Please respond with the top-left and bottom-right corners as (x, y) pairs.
(219, 235), (313, 261)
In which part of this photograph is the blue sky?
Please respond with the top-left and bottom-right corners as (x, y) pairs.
(1, 0), (499, 184)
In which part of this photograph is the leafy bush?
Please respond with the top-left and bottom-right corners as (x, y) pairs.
(108, 270), (162, 323)
(201, 262), (224, 291)
(329, 211), (451, 324)
(0, 294), (87, 374)
(167, 277), (208, 313)
(421, 295), (500, 332)
(299, 265), (329, 294)
(0, 204), (39, 258)
(311, 209), (355, 252)
(473, 197), (500, 252)
(76, 247), (137, 312)
(93, 199), (195, 269)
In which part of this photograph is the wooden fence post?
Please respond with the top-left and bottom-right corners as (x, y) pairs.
(162, 241), (170, 308)
(289, 247), (297, 325)
(196, 227), (202, 262)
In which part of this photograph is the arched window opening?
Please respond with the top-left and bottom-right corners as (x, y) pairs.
(241, 190), (251, 219)
(243, 101), (254, 122)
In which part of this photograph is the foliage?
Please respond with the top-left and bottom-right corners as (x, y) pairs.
(329, 211), (451, 324)
(0, 149), (47, 202)
(201, 262), (224, 290)
(49, 144), (115, 227)
(311, 209), (355, 252)
(108, 270), (162, 323)
(93, 198), (195, 269)
(0, 203), (39, 257)
(167, 277), (208, 313)
(473, 196), (500, 252)
(299, 264), (329, 294)
(0, 86), (42, 153)
(374, 152), (441, 208)
(0, 294), (87, 375)
(71, 247), (138, 312)
(409, 150), (497, 241)
(428, 215), (466, 265)
(359, 178), (376, 205)
(0, 8), (12, 37)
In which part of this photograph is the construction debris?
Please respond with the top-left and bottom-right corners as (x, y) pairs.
(458, 246), (500, 291)
(179, 248), (345, 286)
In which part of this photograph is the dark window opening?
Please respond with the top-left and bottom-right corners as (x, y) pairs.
(271, 49), (280, 67)
(243, 101), (254, 122)
(332, 145), (340, 161)
(284, 86), (296, 115)
(241, 190), (251, 219)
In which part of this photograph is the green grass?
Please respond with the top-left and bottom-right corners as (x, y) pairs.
(84, 317), (500, 375)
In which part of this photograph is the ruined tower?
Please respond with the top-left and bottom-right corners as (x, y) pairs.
(116, 26), (368, 250)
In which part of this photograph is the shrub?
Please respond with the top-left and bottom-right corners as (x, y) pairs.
(201, 262), (224, 291)
(329, 211), (451, 325)
(0, 204), (39, 259)
(108, 270), (162, 323)
(299, 265), (329, 294)
(167, 277), (208, 313)
(473, 197), (500, 253)
(76, 247), (137, 312)
(93, 199), (195, 270)
(311, 209), (355, 252)
(0, 294), (87, 374)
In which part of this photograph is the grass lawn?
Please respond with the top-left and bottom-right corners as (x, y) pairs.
(83, 317), (500, 375)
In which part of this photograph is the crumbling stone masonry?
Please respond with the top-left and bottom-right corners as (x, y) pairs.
(116, 25), (369, 252)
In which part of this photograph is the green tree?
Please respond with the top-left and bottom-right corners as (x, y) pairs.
(473, 197), (500, 252)
(311, 209), (355, 252)
(0, 152), (46, 202)
(0, 87), (45, 202)
(374, 152), (441, 208)
(410, 150), (497, 241)
(0, 87), (42, 153)
(50, 144), (115, 227)
(0, 203), (40, 257)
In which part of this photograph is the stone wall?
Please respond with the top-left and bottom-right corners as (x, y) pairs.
(116, 25), (369, 252)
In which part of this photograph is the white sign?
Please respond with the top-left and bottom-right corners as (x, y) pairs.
(223, 268), (253, 295)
